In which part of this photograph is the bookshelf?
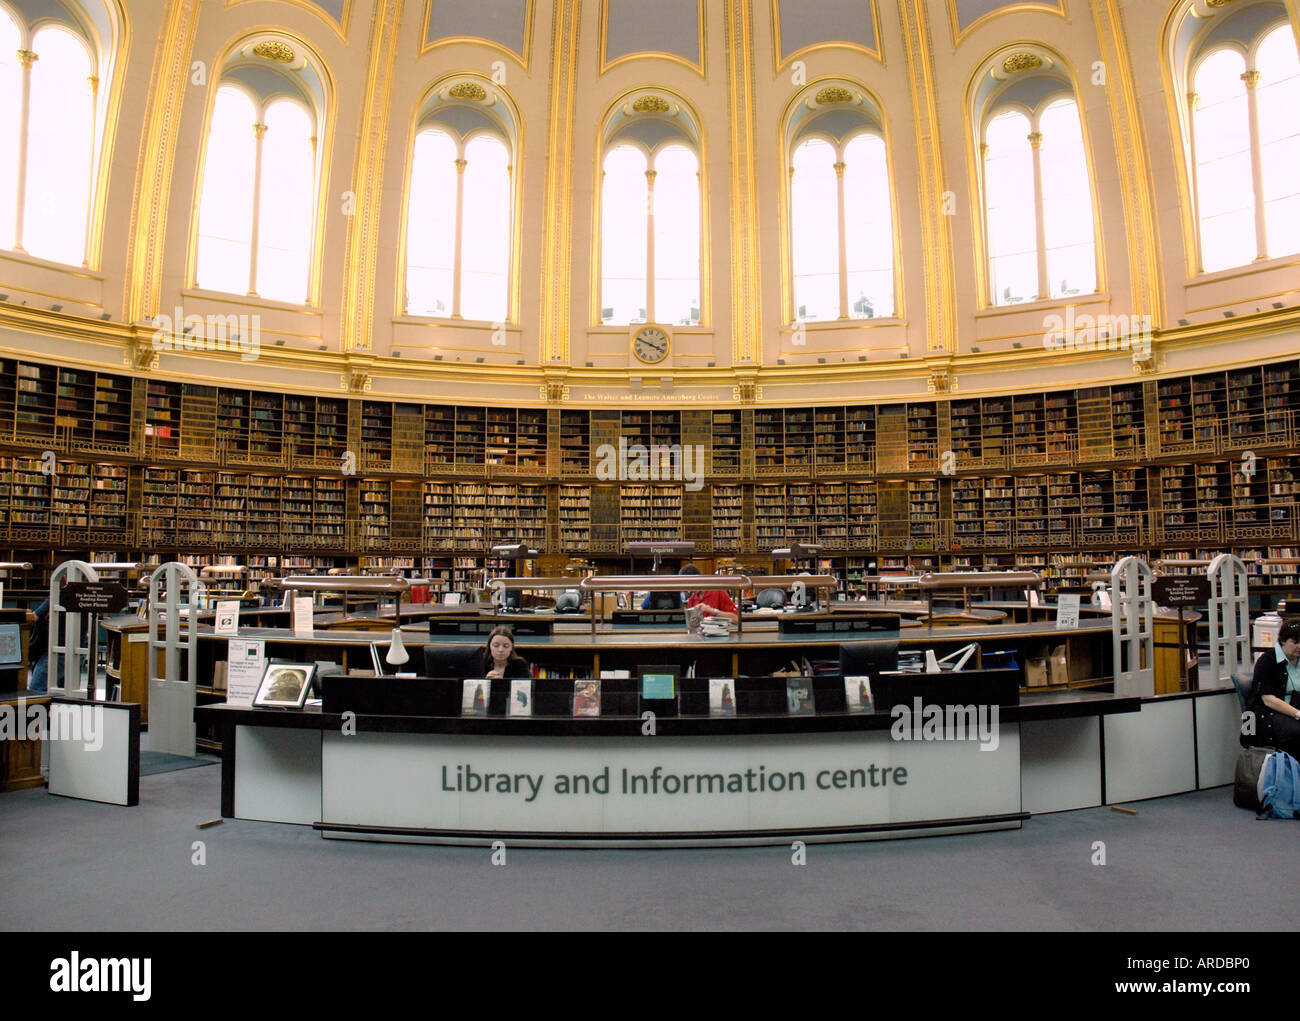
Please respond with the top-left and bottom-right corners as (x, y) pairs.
(423, 482), (455, 550)
(246, 474), (281, 547)
(454, 482), (488, 547)
(56, 369), (96, 448)
(712, 484), (743, 552)
(425, 405), (455, 469)
(1111, 383), (1145, 457)
(250, 392), (284, 462)
(144, 381), (181, 457)
(983, 476), (1015, 546)
(784, 409), (814, 472)
(908, 478), (939, 548)
(754, 410), (783, 474)
(1015, 474), (1048, 544)
(753, 485), (784, 547)
(907, 403), (939, 470)
(711, 411), (742, 475)
(516, 409), (547, 473)
(315, 477), (347, 546)
(814, 482), (846, 546)
(215, 473), (247, 544)
(15, 363), (57, 442)
(558, 484), (591, 552)
(1157, 378), (1194, 455)
(559, 410), (590, 475)
(487, 408), (516, 468)
(1012, 394), (1045, 465)
(845, 406), (875, 472)
(786, 482), (814, 542)
(90, 464), (129, 532)
(846, 480), (877, 549)
(815, 407), (845, 473)
(358, 479), (391, 547)
(951, 400), (982, 469)
(620, 484), (682, 545)
(1045, 392), (1076, 462)
(455, 407), (486, 469)
(1225, 367), (1265, 449)
(52, 461), (90, 530)
(487, 483), (547, 546)
(361, 401), (393, 469)
(140, 467), (179, 541)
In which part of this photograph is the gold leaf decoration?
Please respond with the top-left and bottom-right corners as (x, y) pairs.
(449, 82), (487, 101)
(1002, 52), (1043, 73)
(1205, 0), (1234, 7)
(632, 95), (670, 113)
(253, 40), (295, 63)
(814, 86), (853, 104)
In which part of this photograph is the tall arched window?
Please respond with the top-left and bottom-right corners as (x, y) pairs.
(0, 8), (98, 265)
(193, 42), (326, 304)
(786, 84), (896, 323)
(598, 93), (702, 326)
(1186, 20), (1300, 271)
(975, 55), (1098, 306)
(404, 81), (517, 322)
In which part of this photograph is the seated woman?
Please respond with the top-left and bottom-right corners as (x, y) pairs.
(680, 563), (738, 624)
(478, 625), (532, 680)
(1247, 619), (1300, 757)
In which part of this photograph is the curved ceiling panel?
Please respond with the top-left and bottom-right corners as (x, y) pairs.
(602, 0), (702, 71)
(424, 0), (530, 61)
(951, 0), (1066, 42)
(773, 0), (878, 64)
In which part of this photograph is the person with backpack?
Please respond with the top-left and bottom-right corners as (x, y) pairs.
(1247, 618), (1300, 757)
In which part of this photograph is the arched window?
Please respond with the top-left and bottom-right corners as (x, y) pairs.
(1194, 28), (1299, 269)
(404, 80), (517, 322)
(193, 41), (326, 304)
(0, 8), (99, 265)
(1176, 7), (1300, 271)
(786, 84), (896, 323)
(975, 54), (1098, 305)
(598, 93), (701, 326)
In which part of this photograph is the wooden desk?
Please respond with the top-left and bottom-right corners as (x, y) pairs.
(0, 692), (48, 791)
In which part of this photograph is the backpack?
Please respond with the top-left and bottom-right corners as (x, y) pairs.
(1234, 746), (1274, 812)
(1259, 749), (1300, 819)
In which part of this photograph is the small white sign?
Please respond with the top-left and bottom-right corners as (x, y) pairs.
(226, 638), (266, 707)
(1056, 593), (1081, 630)
(214, 600), (240, 636)
(292, 597), (314, 636)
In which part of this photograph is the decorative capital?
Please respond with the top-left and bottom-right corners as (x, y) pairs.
(645, 169), (657, 183)
(1027, 131), (1043, 149)
(928, 368), (956, 394)
(253, 122), (268, 140)
(343, 369), (372, 393)
(17, 49), (37, 69)
(127, 339), (158, 372)
(732, 381), (761, 404)
(1131, 348), (1157, 375)
(541, 381), (569, 403)
(1240, 69), (1261, 88)
(454, 157), (468, 173)
(980, 142), (990, 160)
(833, 161), (846, 178)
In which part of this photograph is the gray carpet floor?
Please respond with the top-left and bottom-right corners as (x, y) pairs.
(0, 763), (1294, 930)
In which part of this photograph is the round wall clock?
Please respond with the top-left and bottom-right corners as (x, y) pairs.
(632, 325), (671, 364)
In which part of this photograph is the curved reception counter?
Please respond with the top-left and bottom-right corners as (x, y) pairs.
(195, 684), (1240, 847)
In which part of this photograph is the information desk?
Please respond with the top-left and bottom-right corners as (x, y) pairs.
(193, 685), (1241, 847)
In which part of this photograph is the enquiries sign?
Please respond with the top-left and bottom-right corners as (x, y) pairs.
(320, 731), (1021, 838)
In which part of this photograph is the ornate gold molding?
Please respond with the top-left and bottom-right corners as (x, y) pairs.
(122, 0), (200, 323)
(1002, 52), (1044, 73)
(725, 0), (761, 365)
(898, 0), (956, 354)
(539, 0), (581, 365)
(253, 40), (295, 62)
(1092, 0), (1165, 326)
(928, 367), (956, 393)
(340, 0), (403, 351)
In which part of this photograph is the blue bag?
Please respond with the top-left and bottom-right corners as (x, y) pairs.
(1259, 749), (1300, 819)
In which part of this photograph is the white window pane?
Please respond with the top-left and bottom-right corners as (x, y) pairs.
(1194, 50), (1254, 270)
(985, 110), (1036, 304)
(1258, 26), (1300, 257)
(601, 145), (647, 324)
(256, 100), (314, 303)
(0, 11), (22, 249)
(791, 138), (838, 321)
(24, 27), (93, 264)
(843, 133), (894, 318)
(1040, 100), (1096, 297)
(196, 87), (257, 294)
(652, 145), (700, 325)
(460, 134), (510, 322)
(406, 129), (457, 316)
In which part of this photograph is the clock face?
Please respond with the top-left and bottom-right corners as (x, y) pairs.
(633, 327), (670, 364)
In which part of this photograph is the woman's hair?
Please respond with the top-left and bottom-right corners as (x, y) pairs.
(1279, 619), (1300, 644)
(481, 625), (526, 668)
(680, 563), (701, 576)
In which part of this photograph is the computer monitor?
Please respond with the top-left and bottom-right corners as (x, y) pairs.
(648, 591), (683, 611)
(839, 639), (899, 680)
(423, 644), (478, 679)
(502, 590), (523, 611)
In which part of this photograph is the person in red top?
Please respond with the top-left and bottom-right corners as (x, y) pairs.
(680, 564), (738, 623)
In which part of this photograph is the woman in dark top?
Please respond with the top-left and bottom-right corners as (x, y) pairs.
(478, 625), (531, 680)
(1247, 619), (1300, 756)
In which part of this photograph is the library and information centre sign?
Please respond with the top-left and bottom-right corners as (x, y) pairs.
(319, 730), (1021, 840)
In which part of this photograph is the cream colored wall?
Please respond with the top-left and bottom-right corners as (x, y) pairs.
(0, 0), (1296, 406)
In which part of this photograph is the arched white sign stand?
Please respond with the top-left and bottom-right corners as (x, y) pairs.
(1110, 556), (1154, 697)
(148, 562), (205, 756)
(1207, 553), (1251, 689)
(47, 560), (99, 699)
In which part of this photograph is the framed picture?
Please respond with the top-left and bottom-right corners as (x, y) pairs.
(253, 662), (316, 709)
